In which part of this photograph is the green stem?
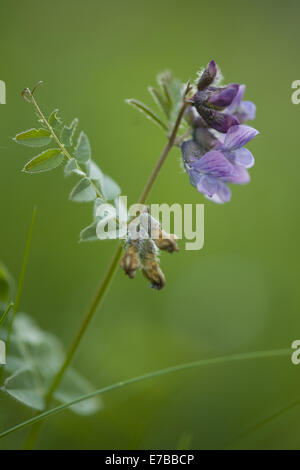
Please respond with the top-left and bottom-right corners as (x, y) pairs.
(24, 83), (191, 448)
(0, 348), (290, 440)
(7, 206), (37, 346)
(0, 303), (14, 328)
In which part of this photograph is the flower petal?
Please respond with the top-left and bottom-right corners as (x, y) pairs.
(197, 60), (218, 91)
(196, 104), (240, 133)
(192, 150), (236, 179)
(231, 148), (255, 168)
(237, 101), (256, 122)
(227, 165), (250, 185)
(196, 175), (218, 197)
(226, 84), (245, 114)
(181, 139), (203, 164)
(222, 125), (259, 150)
(208, 84), (239, 109)
(205, 181), (232, 204)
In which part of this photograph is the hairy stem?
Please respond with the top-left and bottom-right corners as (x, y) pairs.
(24, 83), (191, 448)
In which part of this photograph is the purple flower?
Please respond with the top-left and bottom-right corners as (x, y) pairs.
(191, 60), (241, 133)
(182, 143), (237, 203)
(216, 125), (259, 168)
(181, 124), (259, 203)
(225, 84), (256, 123)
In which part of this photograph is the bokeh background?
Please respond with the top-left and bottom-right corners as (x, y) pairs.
(1, 0), (300, 450)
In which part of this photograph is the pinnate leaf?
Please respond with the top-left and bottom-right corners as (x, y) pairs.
(14, 128), (52, 147)
(48, 109), (63, 131)
(126, 99), (168, 131)
(74, 132), (91, 163)
(70, 177), (97, 202)
(64, 158), (86, 177)
(23, 149), (64, 173)
(60, 118), (78, 147)
(101, 175), (121, 201)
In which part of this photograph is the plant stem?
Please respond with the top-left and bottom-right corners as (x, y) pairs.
(0, 303), (14, 328)
(24, 83), (191, 448)
(1, 348), (290, 440)
(7, 206), (37, 346)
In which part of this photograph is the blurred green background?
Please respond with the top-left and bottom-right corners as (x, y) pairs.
(1, 0), (300, 450)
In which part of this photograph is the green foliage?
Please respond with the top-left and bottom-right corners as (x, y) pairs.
(101, 174), (121, 201)
(127, 70), (186, 133)
(64, 158), (86, 177)
(48, 109), (62, 132)
(74, 131), (91, 163)
(14, 101), (122, 243)
(23, 149), (64, 173)
(0, 263), (14, 306)
(14, 129), (52, 147)
(70, 177), (97, 202)
(125, 99), (168, 131)
(1, 313), (102, 415)
(60, 118), (78, 147)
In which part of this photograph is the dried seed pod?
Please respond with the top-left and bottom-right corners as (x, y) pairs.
(155, 231), (179, 253)
(120, 241), (140, 279)
(142, 256), (166, 290)
(138, 237), (166, 290)
(139, 212), (179, 254)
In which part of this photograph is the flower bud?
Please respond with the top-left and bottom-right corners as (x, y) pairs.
(197, 60), (218, 91)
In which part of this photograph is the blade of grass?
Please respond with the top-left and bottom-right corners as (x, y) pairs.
(0, 348), (290, 440)
(7, 206), (37, 345)
(0, 303), (14, 327)
(226, 397), (300, 448)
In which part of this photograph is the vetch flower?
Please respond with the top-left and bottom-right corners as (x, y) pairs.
(181, 124), (259, 203)
(191, 60), (241, 133)
(225, 84), (256, 123)
(215, 124), (259, 169)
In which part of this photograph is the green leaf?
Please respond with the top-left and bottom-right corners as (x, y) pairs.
(54, 369), (101, 416)
(48, 109), (63, 132)
(125, 99), (168, 131)
(86, 160), (104, 182)
(3, 313), (103, 415)
(0, 263), (13, 304)
(70, 177), (97, 202)
(14, 128), (52, 147)
(74, 132), (91, 163)
(79, 221), (99, 242)
(64, 158), (86, 177)
(101, 175), (121, 201)
(23, 149), (64, 173)
(60, 118), (78, 147)
(3, 369), (45, 411)
(157, 71), (184, 125)
(148, 86), (170, 118)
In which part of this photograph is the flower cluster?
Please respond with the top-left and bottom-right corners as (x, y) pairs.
(182, 60), (259, 203)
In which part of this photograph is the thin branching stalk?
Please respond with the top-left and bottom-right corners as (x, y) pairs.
(0, 348), (290, 440)
(23, 82), (192, 448)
